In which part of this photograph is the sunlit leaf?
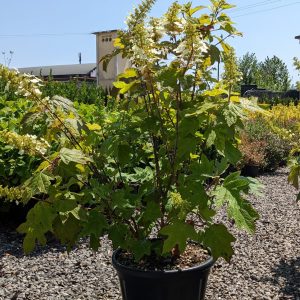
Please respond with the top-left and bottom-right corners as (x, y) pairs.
(60, 148), (92, 165)
(87, 123), (101, 131)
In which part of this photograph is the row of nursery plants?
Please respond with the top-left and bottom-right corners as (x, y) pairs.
(0, 73), (107, 105)
(0, 75), (108, 189)
(257, 95), (299, 106)
(41, 78), (107, 105)
(0, 1), (299, 299)
(238, 103), (300, 174)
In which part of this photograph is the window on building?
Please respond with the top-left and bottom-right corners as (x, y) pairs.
(102, 36), (112, 42)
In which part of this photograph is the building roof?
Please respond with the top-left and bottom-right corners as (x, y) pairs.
(92, 29), (118, 35)
(18, 63), (96, 77)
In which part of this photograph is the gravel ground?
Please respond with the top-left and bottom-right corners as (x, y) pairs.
(0, 168), (299, 300)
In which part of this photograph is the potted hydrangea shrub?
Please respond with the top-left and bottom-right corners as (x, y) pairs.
(288, 148), (300, 199)
(239, 133), (266, 177)
(0, 1), (262, 300)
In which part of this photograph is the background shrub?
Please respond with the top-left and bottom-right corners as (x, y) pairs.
(238, 132), (266, 170)
(41, 78), (106, 105)
(258, 95), (298, 106)
(267, 104), (300, 145)
(0, 96), (41, 186)
(0, 95), (42, 225)
(0, 74), (108, 226)
(242, 114), (292, 171)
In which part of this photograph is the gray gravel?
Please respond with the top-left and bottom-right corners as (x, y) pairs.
(206, 168), (300, 300)
(0, 168), (299, 300)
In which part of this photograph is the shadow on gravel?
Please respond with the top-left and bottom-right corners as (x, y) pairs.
(272, 257), (300, 298)
(0, 224), (67, 258)
(258, 257), (300, 298)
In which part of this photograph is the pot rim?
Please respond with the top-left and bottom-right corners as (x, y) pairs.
(112, 247), (214, 275)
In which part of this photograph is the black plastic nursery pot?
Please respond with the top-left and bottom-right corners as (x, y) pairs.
(112, 248), (214, 300)
(241, 165), (260, 177)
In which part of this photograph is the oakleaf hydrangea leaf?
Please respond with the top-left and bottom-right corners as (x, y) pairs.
(17, 202), (56, 254)
(202, 224), (235, 262)
(22, 172), (53, 203)
(60, 148), (92, 165)
(160, 221), (198, 254)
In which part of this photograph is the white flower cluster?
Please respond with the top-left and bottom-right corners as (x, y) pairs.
(24, 134), (50, 155)
(129, 27), (161, 69)
(0, 131), (50, 157)
(0, 184), (25, 202)
(0, 66), (43, 101)
(174, 36), (208, 65)
(16, 74), (43, 98)
(122, 0), (213, 77)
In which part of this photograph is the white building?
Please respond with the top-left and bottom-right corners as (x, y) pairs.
(17, 30), (130, 89)
(93, 30), (130, 90)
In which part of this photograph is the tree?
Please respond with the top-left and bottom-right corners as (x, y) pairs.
(238, 52), (259, 85)
(256, 56), (291, 92)
(222, 47), (242, 93)
(293, 57), (300, 90)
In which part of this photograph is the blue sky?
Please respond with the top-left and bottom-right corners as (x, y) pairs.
(0, 0), (299, 84)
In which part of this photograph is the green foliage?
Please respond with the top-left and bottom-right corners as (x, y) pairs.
(238, 52), (259, 85)
(1, 0), (262, 264)
(0, 95), (42, 189)
(160, 221), (198, 254)
(238, 54), (291, 92)
(22, 172), (53, 203)
(294, 57), (300, 90)
(266, 103), (300, 145)
(288, 149), (300, 201)
(202, 224), (235, 262)
(214, 172), (259, 233)
(294, 57), (300, 72)
(242, 115), (291, 171)
(41, 78), (106, 105)
(18, 201), (57, 253)
(257, 95), (298, 107)
(256, 56), (291, 92)
(0, 70), (19, 101)
(222, 47), (242, 93)
(240, 103), (300, 177)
